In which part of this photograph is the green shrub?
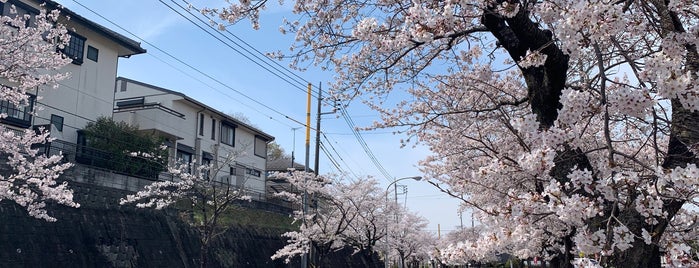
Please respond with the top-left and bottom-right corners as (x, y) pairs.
(80, 117), (167, 178)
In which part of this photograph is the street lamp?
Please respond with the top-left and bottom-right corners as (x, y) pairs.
(384, 176), (422, 268)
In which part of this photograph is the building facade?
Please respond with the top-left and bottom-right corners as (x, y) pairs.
(113, 77), (274, 199)
(0, 0), (146, 144)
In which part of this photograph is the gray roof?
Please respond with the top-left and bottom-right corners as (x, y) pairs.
(267, 157), (313, 173)
(41, 0), (146, 56)
(116, 77), (275, 142)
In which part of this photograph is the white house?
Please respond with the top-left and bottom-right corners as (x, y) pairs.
(113, 77), (275, 199)
(0, 0), (146, 144)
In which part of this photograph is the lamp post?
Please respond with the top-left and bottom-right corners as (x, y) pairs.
(384, 176), (422, 268)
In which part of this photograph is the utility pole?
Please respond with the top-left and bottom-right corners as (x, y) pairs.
(302, 83), (311, 268)
(313, 83), (322, 175)
(313, 82), (337, 175)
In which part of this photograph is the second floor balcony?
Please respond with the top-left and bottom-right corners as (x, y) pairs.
(113, 97), (185, 142)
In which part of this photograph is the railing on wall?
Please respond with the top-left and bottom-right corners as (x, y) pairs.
(40, 139), (296, 213)
(44, 139), (165, 180)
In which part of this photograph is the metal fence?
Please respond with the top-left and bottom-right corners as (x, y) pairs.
(40, 139), (296, 213)
(43, 139), (165, 180)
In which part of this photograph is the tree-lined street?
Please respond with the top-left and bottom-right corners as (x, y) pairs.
(3, 0), (699, 267)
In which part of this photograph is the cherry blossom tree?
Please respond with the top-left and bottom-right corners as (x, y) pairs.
(384, 208), (435, 268)
(0, 2), (78, 222)
(120, 152), (250, 268)
(271, 171), (392, 267)
(209, 0), (699, 267)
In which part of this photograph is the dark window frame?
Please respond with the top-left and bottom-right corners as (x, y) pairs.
(1, 0), (39, 27)
(210, 118), (216, 140)
(254, 136), (267, 158)
(62, 31), (86, 65)
(198, 113), (204, 136)
(220, 122), (236, 146)
(176, 149), (193, 173)
(246, 168), (261, 177)
(86, 45), (98, 62)
(50, 114), (64, 132)
(0, 94), (34, 128)
(201, 157), (211, 179)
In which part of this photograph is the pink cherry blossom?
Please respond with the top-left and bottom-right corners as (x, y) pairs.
(207, 0), (699, 266)
(0, 4), (77, 222)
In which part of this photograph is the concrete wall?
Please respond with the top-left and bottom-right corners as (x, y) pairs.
(0, 167), (383, 268)
(0, 181), (291, 268)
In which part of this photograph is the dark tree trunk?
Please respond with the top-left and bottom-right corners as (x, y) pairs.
(481, 1), (699, 267)
(200, 244), (208, 268)
(482, 2), (576, 267)
(607, 1), (699, 267)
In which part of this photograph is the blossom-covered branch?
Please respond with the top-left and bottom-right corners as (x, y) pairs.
(120, 151), (251, 268)
(210, 0), (699, 267)
(0, 3), (77, 222)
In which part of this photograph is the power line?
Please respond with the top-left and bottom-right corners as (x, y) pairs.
(69, 0), (395, 183)
(321, 133), (360, 180)
(170, 0), (396, 182)
(158, 0), (393, 182)
(339, 106), (394, 182)
(157, 0), (399, 183)
(160, 0), (309, 95)
(176, 0), (316, 96)
(68, 0), (305, 130)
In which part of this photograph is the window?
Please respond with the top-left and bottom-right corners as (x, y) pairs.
(176, 150), (192, 173)
(227, 167), (237, 185)
(0, 95), (34, 128)
(230, 166), (246, 188)
(87, 45), (98, 62)
(220, 123), (235, 146)
(176, 150), (192, 164)
(233, 165), (246, 188)
(50, 114), (63, 132)
(202, 157), (211, 179)
(246, 168), (261, 177)
(210, 118), (216, 140)
(176, 144), (194, 173)
(254, 136), (267, 158)
(1, 1), (38, 27)
(198, 113), (204, 136)
(62, 31), (85, 64)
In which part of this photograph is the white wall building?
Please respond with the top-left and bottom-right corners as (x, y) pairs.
(113, 77), (275, 199)
(0, 0), (146, 144)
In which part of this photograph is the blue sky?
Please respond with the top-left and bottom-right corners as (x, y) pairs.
(55, 0), (464, 234)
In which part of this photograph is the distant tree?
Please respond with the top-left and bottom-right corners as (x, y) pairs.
(272, 171), (426, 267)
(385, 210), (435, 268)
(120, 152), (250, 268)
(437, 225), (498, 264)
(0, 3), (78, 221)
(207, 0), (699, 267)
(227, 112), (258, 127)
(267, 141), (288, 160)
